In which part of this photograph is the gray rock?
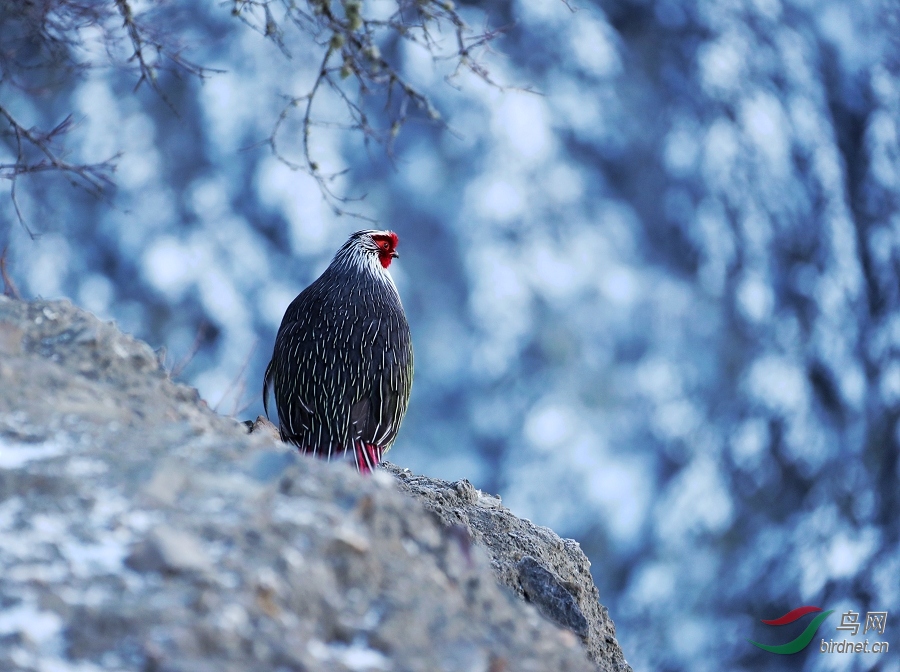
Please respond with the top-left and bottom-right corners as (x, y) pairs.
(517, 556), (589, 639)
(383, 466), (632, 672)
(0, 296), (627, 671)
(126, 525), (214, 575)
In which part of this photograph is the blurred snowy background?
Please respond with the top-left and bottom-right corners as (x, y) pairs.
(2, 0), (899, 670)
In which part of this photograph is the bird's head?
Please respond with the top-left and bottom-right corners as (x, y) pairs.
(349, 229), (400, 269)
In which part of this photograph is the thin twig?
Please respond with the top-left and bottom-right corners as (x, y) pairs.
(0, 0), (217, 234)
(214, 339), (258, 415)
(0, 103), (119, 237)
(0, 247), (22, 299)
(0, 105), (115, 193)
(233, 0), (508, 216)
(170, 322), (208, 379)
(114, 0), (222, 113)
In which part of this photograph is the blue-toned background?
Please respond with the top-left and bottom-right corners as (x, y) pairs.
(3, 1), (898, 670)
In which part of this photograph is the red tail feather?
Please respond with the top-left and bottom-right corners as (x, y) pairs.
(290, 442), (384, 474)
(354, 442), (384, 474)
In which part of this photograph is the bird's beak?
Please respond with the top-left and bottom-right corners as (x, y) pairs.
(391, 251), (399, 259)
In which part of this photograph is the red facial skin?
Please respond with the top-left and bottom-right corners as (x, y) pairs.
(372, 232), (399, 268)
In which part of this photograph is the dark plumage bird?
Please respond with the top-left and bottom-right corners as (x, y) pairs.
(264, 230), (413, 473)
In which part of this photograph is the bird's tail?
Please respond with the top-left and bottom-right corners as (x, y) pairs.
(288, 441), (384, 474)
(353, 441), (384, 474)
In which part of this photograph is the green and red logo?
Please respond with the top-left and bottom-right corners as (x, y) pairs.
(748, 606), (835, 654)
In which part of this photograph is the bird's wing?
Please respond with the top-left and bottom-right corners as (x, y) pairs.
(269, 321), (320, 445)
(353, 317), (413, 451)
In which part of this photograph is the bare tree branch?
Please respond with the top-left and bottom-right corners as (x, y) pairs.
(232, 0), (507, 215)
(0, 246), (21, 299)
(0, 0), (217, 235)
(213, 339), (259, 416)
(0, 106), (115, 191)
(0, 103), (118, 238)
(0, 0), (516, 229)
(169, 322), (210, 379)
(114, 0), (223, 111)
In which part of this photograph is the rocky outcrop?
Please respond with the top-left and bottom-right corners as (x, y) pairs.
(383, 465), (631, 672)
(0, 296), (629, 671)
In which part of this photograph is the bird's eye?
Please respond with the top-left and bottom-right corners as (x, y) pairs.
(381, 242), (389, 250)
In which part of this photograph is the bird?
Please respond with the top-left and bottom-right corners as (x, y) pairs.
(263, 230), (413, 473)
